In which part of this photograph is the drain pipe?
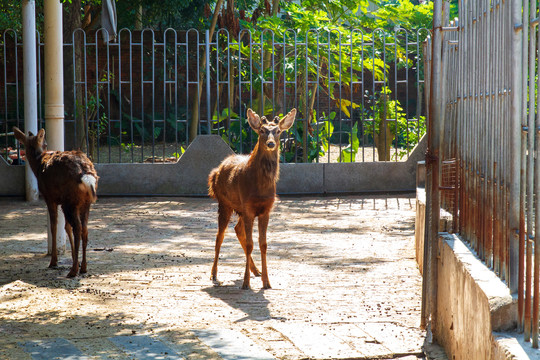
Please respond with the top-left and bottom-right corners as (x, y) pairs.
(22, 0), (39, 202)
(43, 0), (67, 253)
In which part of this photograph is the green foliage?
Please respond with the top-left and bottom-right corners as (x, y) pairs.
(336, 86), (426, 162)
(365, 0), (433, 31)
(281, 111), (335, 163)
(0, 2), (23, 33)
(117, 0), (209, 30)
(339, 122), (359, 162)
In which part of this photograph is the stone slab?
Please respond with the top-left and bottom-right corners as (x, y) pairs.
(109, 335), (185, 360)
(192, 329), (274, 360)
(20, 338), (89, 360)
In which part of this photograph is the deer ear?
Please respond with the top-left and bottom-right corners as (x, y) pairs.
(279, 108), (296, 131)
(13, 127), (26, 144)
(247, 108), (261, 131)
(36, 128), (46, 144)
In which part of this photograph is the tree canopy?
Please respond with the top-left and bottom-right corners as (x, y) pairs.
(0, 0), (441, 35)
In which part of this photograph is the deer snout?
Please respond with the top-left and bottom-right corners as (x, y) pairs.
(266, 140), (276, 149)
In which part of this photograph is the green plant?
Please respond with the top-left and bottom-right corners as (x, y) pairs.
(172, 147), (185, 159)
(339, 122), (359, 162)
(281, 111), (335, 163)
(337, 86), (425, 162)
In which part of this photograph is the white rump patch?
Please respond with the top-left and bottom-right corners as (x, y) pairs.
(81, 174), (97, 190)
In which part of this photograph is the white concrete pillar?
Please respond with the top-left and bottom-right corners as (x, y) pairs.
(44, 0), (66, 253)
(22, 0), (39, 202)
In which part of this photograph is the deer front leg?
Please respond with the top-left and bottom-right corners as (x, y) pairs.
(235, 217), (262, 277)
(258, 213), (271, 289)
(46, 202), (58, 268)
(242, 215), (255, 290)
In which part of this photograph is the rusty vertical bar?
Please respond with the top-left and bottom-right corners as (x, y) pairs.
(422, 0), (444, 335)
(421, 35), (432, 330)
(479, 0), (487, 261)
(493, 0), (503, 276)
(484, 0), (494, 268)
(507, 0), (523, 294)
(532, 0), (540, 347)
(519, 0), (529, 336)
(524, 0), (536, 340)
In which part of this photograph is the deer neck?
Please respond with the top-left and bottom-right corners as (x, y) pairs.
(25, 147), (46, 179)
(247, 141), (280, 186)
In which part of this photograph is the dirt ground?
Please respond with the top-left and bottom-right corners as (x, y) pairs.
(0, 194), (432, 360)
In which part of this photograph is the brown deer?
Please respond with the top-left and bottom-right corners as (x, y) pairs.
(208, 108), (296, 289)
(13, 127), (99, 278)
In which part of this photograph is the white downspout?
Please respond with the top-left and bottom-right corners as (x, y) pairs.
(43, 0), (67, 253)
(22, 0), (39, 202)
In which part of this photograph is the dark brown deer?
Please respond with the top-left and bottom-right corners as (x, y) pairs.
(13, 127), (99, 278)
(208, 108), (296, 289)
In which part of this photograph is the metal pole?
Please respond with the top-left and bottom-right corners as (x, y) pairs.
(205, 29), (211, 134)
(509, 0), (524, 294)
(424, 0), (444, 337)
(44, 0), (67, 253)
(22, 0), (39, 202)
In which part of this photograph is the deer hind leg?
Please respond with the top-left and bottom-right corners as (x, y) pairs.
(235, 217), (261, 276)
(258, 213), (271, 289)
(211, 203), (232, 283)
(63, 206), (81, 278)
(46, 202), (59, 268)
(79, 203), (91, 274)
(65, 222), (75, 269)
(241, 215), (255, 290)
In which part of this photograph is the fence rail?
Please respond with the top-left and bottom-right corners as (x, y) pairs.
(1, 27), (427, 164)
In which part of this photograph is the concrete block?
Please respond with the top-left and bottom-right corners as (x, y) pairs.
(324, 162), (414, 193)
(95, 135), (233, 196)
(0, 157), (24, 196)
(278, 163), (324, 194)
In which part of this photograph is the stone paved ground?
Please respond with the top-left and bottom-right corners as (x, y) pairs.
(0, 195), (441, 359)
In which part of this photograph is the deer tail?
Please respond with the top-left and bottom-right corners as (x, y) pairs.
(81, 174), (98, 201)
(208, 169), (217, 198)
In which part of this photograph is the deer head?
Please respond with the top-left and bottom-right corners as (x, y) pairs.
(13, 127), (47, 154)
(247, 108), (296, 152)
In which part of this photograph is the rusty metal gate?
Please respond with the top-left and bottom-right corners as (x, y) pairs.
(424, 0), (540, 349)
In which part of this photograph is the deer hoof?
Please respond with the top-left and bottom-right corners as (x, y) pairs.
(252, 269), (262, 277)
(241, 283), (251, 290)
(263, 283), (272, 289)
(66, 270), (77, 278)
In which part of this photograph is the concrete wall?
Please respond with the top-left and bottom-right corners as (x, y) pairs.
(1, 135), (426, 197)
(435, 234), (517, 360)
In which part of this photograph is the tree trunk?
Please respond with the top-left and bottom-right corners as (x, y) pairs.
(188, 0), (224, 143)
(374, 122), (394, 161)
(63, 0), (83, 151)
(258, 0), (280, 115)
(373, 95), (393, 161)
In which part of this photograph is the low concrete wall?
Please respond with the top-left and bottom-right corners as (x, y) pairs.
(414, 178), (524, 360)
(435, 234), (517, 360)
(1, 135), (426, 197)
